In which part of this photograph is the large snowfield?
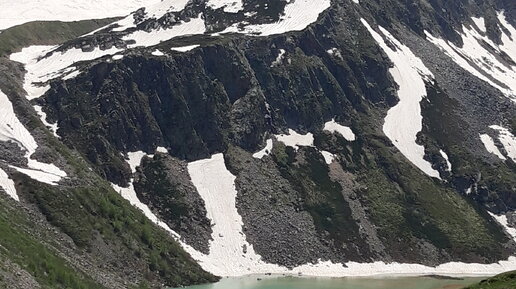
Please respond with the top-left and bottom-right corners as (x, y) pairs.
(0, 0), (161, 30)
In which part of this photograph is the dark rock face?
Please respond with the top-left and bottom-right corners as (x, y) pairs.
(133, 153), (212, 253)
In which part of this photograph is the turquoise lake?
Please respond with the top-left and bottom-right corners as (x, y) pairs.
(174, 275), (486, 289)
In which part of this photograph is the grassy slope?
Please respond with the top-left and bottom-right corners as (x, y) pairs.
(466, 271), (516, 289)
(0, 197), (106, 289)
(0, 18), (117, 56)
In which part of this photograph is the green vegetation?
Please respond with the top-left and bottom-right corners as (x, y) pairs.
(14, 172), (218, 287)
(465, 271), (516, 289)
(0, 197), (106, 289)
(0, 18), (116, 56)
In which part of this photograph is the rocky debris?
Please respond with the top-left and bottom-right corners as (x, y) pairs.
(225, 146), (336, 267)
(133, 153), (213, 254)
(0, 259), (41, 289)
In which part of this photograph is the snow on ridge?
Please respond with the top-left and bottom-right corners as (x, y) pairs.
(0, 0), (162, 30)
(361, 19), (441, 179)
(480, 134), (506, 160)
(170, 44), (200, 52)
(323, 119), (356, 141)
(112, 0), (190, 32)
(123, 14), (206, 48)
(489, 125), (516, 162)
(0, 88), (66, 188)
(275, 129), (314, 150)
(151, 49), (165, 56)
(218, 0), (331, 36)
(207, 0), (243, 13)
(10, 45), (121, 100)
(425, 13), (516, 102)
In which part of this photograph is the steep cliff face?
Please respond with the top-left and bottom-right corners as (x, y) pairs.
(1, 0), (516, 287)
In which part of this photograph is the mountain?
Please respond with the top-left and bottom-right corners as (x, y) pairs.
(0, 0), (515, 288)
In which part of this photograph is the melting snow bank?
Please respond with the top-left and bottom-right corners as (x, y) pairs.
(0, 88), (66, 190)
(425, 13), (516, 102)
(361, 19), (440, 179)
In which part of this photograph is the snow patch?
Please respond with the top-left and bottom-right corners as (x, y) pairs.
(490, 125), (516, 162)
(323, 119), (356, 141)
(471, 17), (486, 33)
(321, 151), (336, 164)
(170, 44), (200, 52)
(480, 134), (506, 160)
(0, 168), (18, 201)
(275, 129), (314, 150)
(156, 146), (168, 153)
(33, 105), (59, 138)
(271, 49), (286, 67)
(112, 54), (124, 60)
(0, 89), (66, 186)
(207, 0), (243, 13)
(361, 19), (441, 179)
(490, 212), (516, 241)
(253, 139), (273, 159)
(439, 150), (452, 172)
(151, 49), (165, 56)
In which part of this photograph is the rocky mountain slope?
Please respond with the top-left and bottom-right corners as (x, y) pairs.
(0, 0), (516, 288)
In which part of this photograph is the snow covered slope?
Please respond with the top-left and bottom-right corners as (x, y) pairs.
(0, 0), (161, 30)
(0, 88), (66, 189)
(361, 19), (441, 179)
(426, 13), (516, 102)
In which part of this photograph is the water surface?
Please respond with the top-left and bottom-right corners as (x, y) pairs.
(176, 276), (485, 289)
